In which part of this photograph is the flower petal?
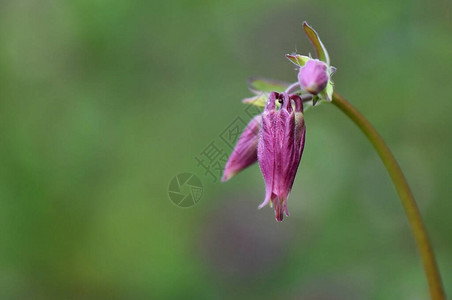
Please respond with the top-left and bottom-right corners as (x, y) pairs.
(257, 92), (278, 208)
(222, 115), (262, 182)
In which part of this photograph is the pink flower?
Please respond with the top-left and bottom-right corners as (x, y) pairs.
(222, 91), (306, 222)
(257, 92), (306, 222)
(222, 115), (261, 182)
(298, 59), (329, 95)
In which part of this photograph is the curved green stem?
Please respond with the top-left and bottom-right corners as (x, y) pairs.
(331, 91), (445, 300)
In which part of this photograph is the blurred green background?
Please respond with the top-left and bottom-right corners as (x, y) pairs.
(0, 0), (451, 299)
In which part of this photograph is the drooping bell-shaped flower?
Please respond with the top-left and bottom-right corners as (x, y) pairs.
(298, 59), (329, 95)
(222, 115), (262, 182)
(258, 92), (306, 222)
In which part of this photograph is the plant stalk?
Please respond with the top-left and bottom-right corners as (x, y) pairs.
(331, 91), (445, 300)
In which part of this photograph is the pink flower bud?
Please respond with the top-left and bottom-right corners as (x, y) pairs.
(222, 115), (261, 182)
(298, 59), (329, 95)
(257, 92), (306, 222)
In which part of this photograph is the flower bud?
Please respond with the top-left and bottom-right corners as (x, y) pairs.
(258, 92), (306, 222)
(298, 59), (329, 95)
(222, 115), (261, 182)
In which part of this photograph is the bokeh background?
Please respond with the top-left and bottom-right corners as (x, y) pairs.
(0, 0), (451, 299)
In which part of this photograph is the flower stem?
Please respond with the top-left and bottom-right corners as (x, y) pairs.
(284, 82), (301, 94)
(331, 91), (445, 300)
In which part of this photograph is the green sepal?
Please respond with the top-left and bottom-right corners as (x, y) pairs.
(312, 95), (319, 106)
(242, 94), (268, 107)
(317, 80), (334, 102)
(285, 54), (311, 67)
(247, 77), (290, 94)
(303, 22), (330, 66)
(242, 93), (281, 109)
(242, 92), (314, 113)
